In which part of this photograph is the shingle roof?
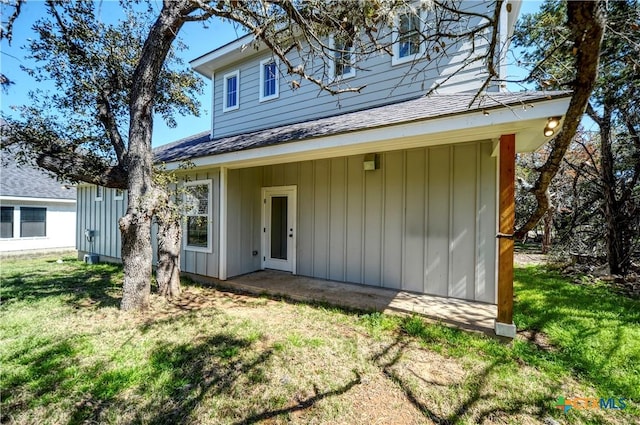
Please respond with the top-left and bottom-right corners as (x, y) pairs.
(154, 91), (570, 163)
(0, 152), (77, 200)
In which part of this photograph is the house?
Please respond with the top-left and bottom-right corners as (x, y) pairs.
(75, 1), (571, 337)
(0, 152), (77, 254)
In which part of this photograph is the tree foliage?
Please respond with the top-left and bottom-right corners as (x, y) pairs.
(515, 0), (640, 274)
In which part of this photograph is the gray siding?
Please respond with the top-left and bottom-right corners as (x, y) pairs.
(225, 140), (497, 302)
(77, 177), (220, 278)
(211, 2), (493, 139)
(76, 186), (127, 258)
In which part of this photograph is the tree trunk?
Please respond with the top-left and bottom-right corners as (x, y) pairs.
(600, 116), (630, 275)
(119, 212), (152, 310)
(118, 1), (194, 310)
(541, 205), (554, 254)
(156, 204), (182, 299)
(515, 1), (606, 239)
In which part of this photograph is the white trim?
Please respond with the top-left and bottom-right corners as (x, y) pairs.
(261, 185), (297, 273)
(190, 34), (255, 77)
(113, 188), (124, 201)
(95, 186), (103, 202)
(0, 196), (75, 204)
(210, 71), (215, 139)
(219, 167), (228, 280)
(222, 70), (240, 112)
(328, 35), (356, 80)
(391, 8), (425, 66)
(164, 97), (571, 171)
(259, 57), (280, 102)
(183, 179), (213, 253)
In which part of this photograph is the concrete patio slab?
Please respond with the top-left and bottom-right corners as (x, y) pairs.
(188, 270), (497, 334)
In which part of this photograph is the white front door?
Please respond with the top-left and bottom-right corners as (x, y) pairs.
(262, 186), (296, 273)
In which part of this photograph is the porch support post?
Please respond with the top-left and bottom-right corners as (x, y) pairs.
(495, 133), (516, 338)
(219, 166), (228, 280)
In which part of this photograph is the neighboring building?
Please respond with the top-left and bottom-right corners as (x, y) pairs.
(76, 1), (571, 336)
(0, 154), (77, 253)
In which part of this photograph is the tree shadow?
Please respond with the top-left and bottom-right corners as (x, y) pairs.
(1, 261), (121, 309)
(370, 335), (565, 424)
(235, 372), (362, 425)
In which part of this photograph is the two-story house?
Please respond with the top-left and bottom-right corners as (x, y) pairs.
(76, 1), (571, 337)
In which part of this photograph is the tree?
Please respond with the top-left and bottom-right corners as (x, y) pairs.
(513, 1), (606, 241)
(3, 0), (518, 311)
(514, 0), (640, 274)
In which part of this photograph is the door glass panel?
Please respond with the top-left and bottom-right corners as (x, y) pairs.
(270, 196), (288, 260)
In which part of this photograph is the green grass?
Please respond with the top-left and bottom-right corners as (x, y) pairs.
(1, 256), (638, 424)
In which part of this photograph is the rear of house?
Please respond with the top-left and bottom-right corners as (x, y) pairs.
(75, 1), (571, 336)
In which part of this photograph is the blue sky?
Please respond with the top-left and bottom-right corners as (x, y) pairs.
(1, 1), (543, 148)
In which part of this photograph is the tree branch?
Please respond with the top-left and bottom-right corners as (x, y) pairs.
(515, 1), (607, 239)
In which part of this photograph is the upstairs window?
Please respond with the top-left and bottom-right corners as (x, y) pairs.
(184, 180), (212, 252)
(393, 10), (423, 65)
(332, 36), (356, 79)
(114, 188), (124, 201)
(260, 59), (279, 102)
(1, 207), (13, 238)
(20, 207), (46, 238)
(95, 185), (103, 201)
(223, 70), (240, 112)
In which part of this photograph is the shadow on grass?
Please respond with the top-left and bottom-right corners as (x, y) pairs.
(0, 260), (122, 309)
(372, 331), (563, 424)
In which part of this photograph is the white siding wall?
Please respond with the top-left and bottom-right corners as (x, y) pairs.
(0, 200), (76, 252)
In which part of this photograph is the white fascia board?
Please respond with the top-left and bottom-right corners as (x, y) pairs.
(165, 96), (571, 171)
(190, 34), (256, 77)
(0, 196), (76, 204)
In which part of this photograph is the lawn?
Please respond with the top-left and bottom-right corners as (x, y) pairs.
(1, 256), (638, 424)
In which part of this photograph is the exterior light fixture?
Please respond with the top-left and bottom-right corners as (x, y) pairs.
(363, 153), (379, 171)
(543, 116), (562, 137)
(547, 116), (561, 129)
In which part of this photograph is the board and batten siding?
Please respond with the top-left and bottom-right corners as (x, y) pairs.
(77, 174), (220, 278)
(76, 186), (127, 258)
(211, 3), (493, 139)
(226, 140), (497, 303)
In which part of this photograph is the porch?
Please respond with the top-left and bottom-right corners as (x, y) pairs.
(194, 270), (497, 335)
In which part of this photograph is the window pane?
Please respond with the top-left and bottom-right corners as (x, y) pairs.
(185, 185), (208, 215)
(226, 76), (237, 108)
(264, 62), (277, 97)
(20, 207), (46, 237)
(334, 39), (352, 77)
(1, 207), (13, 238)
(270, 196), (288, 260)
(399, 13), (421, 57)
(187, 216), (208, 247)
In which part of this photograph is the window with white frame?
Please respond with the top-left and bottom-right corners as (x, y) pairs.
(392, 10), (423, 65)
(259, 58), (279, 102)
(95, 185), (103, 201)
(114, 188), (124, 201)
(331, 36), (356, 79)
(20, 207), (46, 238)
(223, 70), (240, 112)
(1, 206), (13, 238)
(183, 180), (212, 252)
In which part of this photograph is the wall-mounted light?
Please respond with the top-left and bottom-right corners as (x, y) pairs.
(543, 116), (562, 137)
(363, 153), (379, 171)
